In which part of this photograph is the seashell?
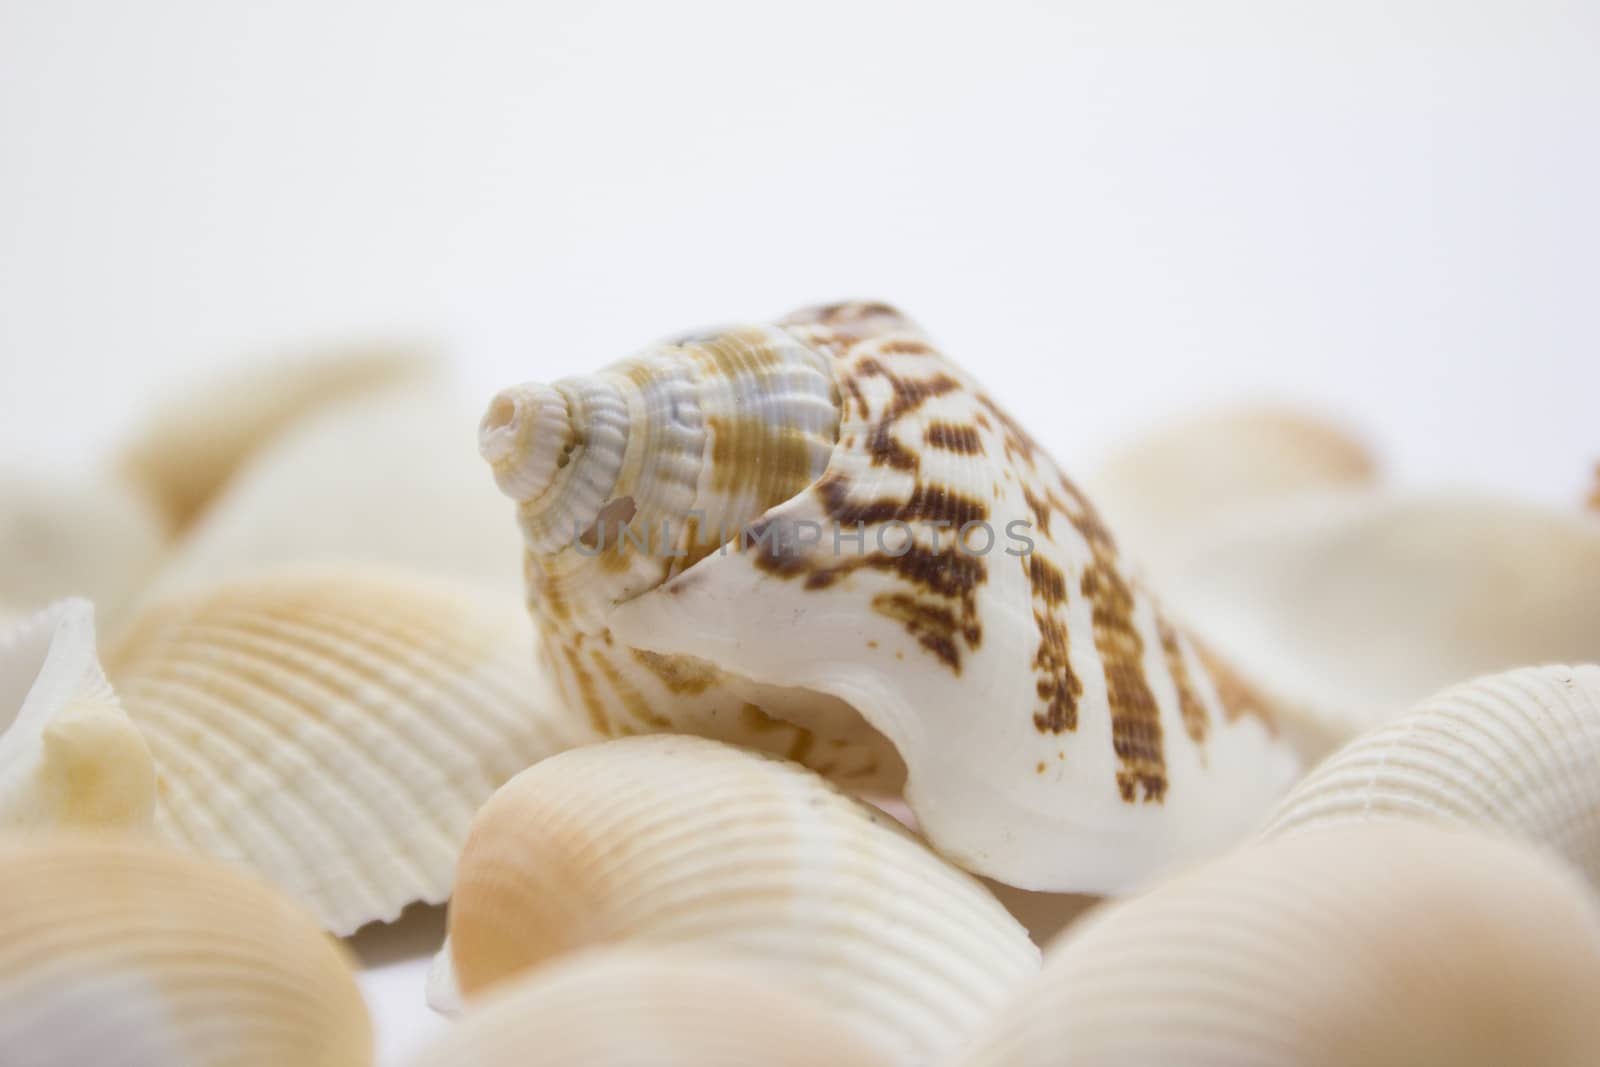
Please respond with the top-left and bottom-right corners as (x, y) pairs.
(118, 344), (431, 531)
(137, 379), (525, 607)
(446, 734), (1040, 1064)
(956, 822), (1600, 1067)
(1085, 404), (1376, 577)
(1161, 490), (1600, 755)
(409, 948), (891, 1067)
(106, 564), (597, 935)
(480, 302), (1300, 893)
(1265, 664), (1600, 886)
(0, 833), (371, 1067)
(0, 469), (167, 623)
(0, 599), (154, 829)
(1588, 461), (1600, 510)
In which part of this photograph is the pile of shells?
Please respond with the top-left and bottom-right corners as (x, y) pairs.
(2, 303), (1597, 1065)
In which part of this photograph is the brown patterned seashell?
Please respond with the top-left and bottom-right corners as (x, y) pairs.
(956, 823), (1600, 1067)
(1161, 490), (1600, 755)
(446, 734), (1040, 1064)
(118, 344), (431, 531)
(1085, 404), (1377, 578)
(107, 564), (598, 935)
(0, 833), (371, 1067)
(1265, 664), (1600, 887)
(408, 948), (890, 1067)
(0, 599), (154, 830)
(479, 302), (1300, 893)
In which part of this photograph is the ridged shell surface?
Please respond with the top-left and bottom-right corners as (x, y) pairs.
(447, 734), (1040, 1065)
(409, 948), (890, 1067)
(1086, 405), (1376, 578)
(107, 565), (597, 935)
(139, 380), (526, 606)
(483, 302), (1300, 893)
(1163, 491), (1600, 751)
(0, 471), (166, 623)
(957, 823), (1600, 1067)
(118, 345), (430, 531)
(0, 834), (371, 1067)
(1265, 664), (1600, 886)
(0, 599), (154, 829)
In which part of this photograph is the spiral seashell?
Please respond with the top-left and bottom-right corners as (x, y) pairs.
(446, 734), (1039, 1064)
(1162, 490), (1600, 753)
(0, 471), (167, 623)
(0, 599), (154, 829)
(1264, 664), (1600, 886)
(409, 948), (891, 1067)
(0, 833), (371, 1067)
(479, 302), (1301, 894)
(107, 564), (598, 935)
(118, 344), (431, 531)
(1085, 404), (1376, 578)
(957, 822), (1600, 1067)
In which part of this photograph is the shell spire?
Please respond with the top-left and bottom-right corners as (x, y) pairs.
(480, 302), (1301, 894)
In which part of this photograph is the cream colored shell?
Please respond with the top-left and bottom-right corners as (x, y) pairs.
(447, 734), (1039, 1064)
(0, 599), (154, 829)
(409, 948), (890, 1067)
(118, 344), (431, 531)
(108, 565), (597, 935)
(0, 471), (166, 624)
(0, 833), (371, 1067)
(1265, 664), (1600, 887)
(481, 302), (1300, 895)
(957, 823), (1600, 1067)
(1162, 491), (1600, 754)
(1086, 404), (1376, 578)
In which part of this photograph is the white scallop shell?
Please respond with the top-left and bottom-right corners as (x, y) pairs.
(0, 600), (154, 829)
(408, 948), (891, 1067)
(957, 823), (1600, 1067)
(139, 379), (526, 606)
(1162, 490), (1600, 753)
(446, 734), (1039, 1064)
(482, 303), (1300, 893)
(1265, 664), (1600, 886)
(0, 833), (371, 1067)
(1086, 404), (1376, 578)
(0, 471), (167, 624)
(118, 344), (431, 531)
(108, 565), (597, 935)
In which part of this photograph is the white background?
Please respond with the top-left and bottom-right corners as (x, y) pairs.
(3, 2), (1597, 1062)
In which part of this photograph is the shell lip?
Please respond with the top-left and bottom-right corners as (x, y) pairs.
(1, 598), (96, 746)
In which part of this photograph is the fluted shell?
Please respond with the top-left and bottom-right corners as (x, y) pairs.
(107, 565), (597, 935)
(1162, 490), (1600, 754)
(118, 344), (431, 531)
(958, 823), (1600, 1067)
(0, 833), (371, 1067)
(447, 734), (1039, 1064)
(1265, 664), (1600, 887)
(482, 302), (1300, 892)
(0, 470), (167, 623)
(138, 380), (525, 607)
(1085, 405), (1376, 577)
(0, 600), (154, 829)
(410, 948), (891, 1067)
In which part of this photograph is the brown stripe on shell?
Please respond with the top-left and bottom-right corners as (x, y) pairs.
(1025, 553), (1082, 734)
(1192, 640), (1277, 733)
(630, 648), (719, 695)
(592, 647), (673, 729)
(924, 421), (985, 455)
(1157, 618), (1210, 747)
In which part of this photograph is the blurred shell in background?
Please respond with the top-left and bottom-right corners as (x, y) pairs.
(1160, 491), (1600, 756)
(957, 823), (1600, 1067)
(408, 948), (890, 1067)
(117, 345), (432, 533)
(0, 471), (166, 624)
(0, 599), (154, 830)
(0, 833), (371, 1067)
(1266, 664), (1600, 887)
(447, 734), (1039, 1064)
(106, 565), (597, 936)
